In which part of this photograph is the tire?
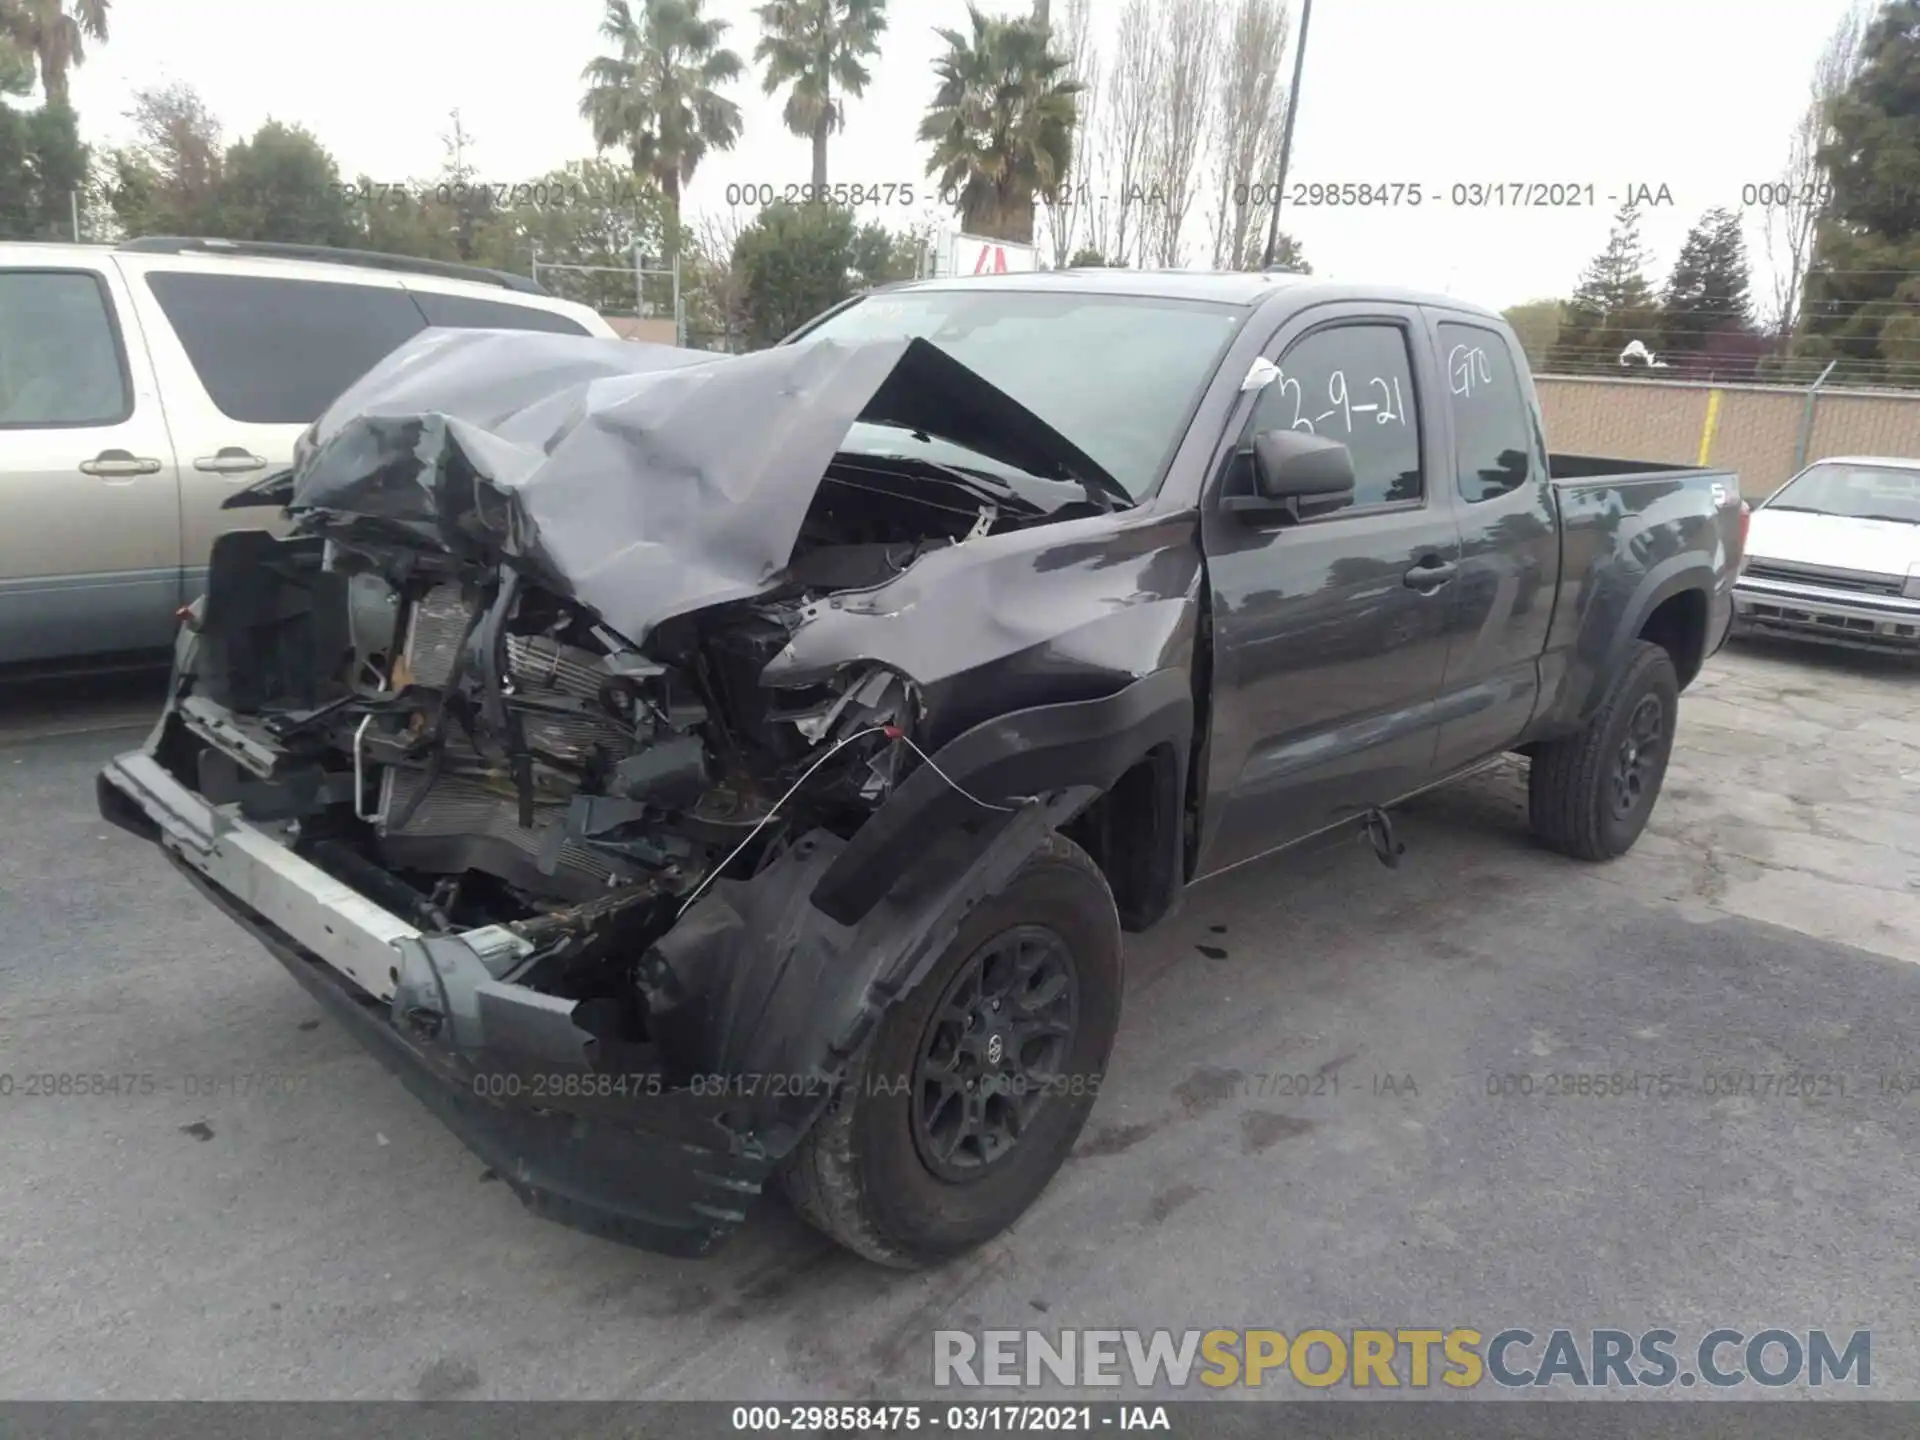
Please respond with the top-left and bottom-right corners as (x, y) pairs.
(779, 832), (1122, 1268)
(1528, 639), (1680, 861)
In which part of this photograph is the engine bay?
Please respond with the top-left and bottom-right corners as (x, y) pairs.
(150, 452), (1091, 1043)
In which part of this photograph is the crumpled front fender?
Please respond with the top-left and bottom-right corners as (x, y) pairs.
(641, 801), (1071, 1147)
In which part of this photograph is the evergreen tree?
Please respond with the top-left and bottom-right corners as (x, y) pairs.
(732, 200), (860, 347)
(216, 121), (357, 247)
(0, 100), (85, 240)
(1658, 207), (1753, 355)
(1547, 202), (1660, 371)
(1797, 0), (1920, 380)
(1257, 232), (1311, 274)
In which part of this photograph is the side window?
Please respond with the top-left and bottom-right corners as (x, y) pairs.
(0, 270), (131, 427)
(411, 291), (593, 336)
(145, 272), (427, 424)
(1438, 321), (1541, 504)
(1251, 323), (1421, 508)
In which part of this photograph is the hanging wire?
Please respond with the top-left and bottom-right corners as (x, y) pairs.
(673, 724), (1024, 919)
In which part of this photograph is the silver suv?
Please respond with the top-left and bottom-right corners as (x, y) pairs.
(0, 237), (616, 667)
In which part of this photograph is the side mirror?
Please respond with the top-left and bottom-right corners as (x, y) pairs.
(1225, 429), (1356, 524)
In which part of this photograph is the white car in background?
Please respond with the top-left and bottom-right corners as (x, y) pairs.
(1732, 455), (1920, 654)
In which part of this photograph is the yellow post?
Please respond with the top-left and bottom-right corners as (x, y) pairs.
(1696, 388), (1724, 466)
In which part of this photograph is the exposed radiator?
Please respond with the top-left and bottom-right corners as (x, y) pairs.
(376, 768), (614, 886)
(375, 583), (632, 890)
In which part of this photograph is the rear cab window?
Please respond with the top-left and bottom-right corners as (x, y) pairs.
(1436, 320), (1545, 503)
(0, 269), (133, 428)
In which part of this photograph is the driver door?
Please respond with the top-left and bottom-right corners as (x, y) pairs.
(1195, 305), (1462, 878)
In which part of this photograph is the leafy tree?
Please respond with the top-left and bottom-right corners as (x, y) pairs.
(0, 0), (108, 110)
(753, 0), (887, 193)
(1547, 202), (1660, 372)
(732, 200), (862, 346)
(216, 121), (357, 246)
(580, 0), (744, 244)
(683, 205), (756, 348)
(1796, 0), (1920, 381)
(358, 191), (464, 263)
(1259, 231), (1310, 274)
(1658, 207), (1752, 356)
(0, 99), (85, 240)
(1761, 3), (1873, 340)
(1068, 246), (1110, 267)
(1502, 298), (1565, 371)
(434, 108), (496, 263)
(849, 217), (915, 288)
(103, 83), (227, 238)
(350, 113), (515, 266)
(920, 5), (1080, 244)
(473, 158), (679, 314)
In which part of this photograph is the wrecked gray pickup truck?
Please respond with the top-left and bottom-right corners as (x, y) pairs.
(98, 271), (1746, 1267)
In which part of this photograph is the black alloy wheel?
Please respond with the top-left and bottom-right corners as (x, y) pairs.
(1609, 693), (1666, 821)
(1527, 639), (1681, 861)
(778, 831), (1122, 1268)
(910, 924), (1080, 1181)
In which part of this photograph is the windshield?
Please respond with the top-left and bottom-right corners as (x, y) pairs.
(798, 289), (1248, 500)
(1767, 462), (1920, 524)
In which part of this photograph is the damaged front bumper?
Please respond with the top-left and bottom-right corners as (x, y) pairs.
(97, 749), (782, 1256)
(96, 701), (1105, 1256)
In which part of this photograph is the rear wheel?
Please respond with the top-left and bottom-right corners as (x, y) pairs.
(779, 832), (1122, 1268)
(1528, 640), (1679, 860)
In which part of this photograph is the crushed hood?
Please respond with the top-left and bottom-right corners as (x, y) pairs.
(269, 327), (1124, 643)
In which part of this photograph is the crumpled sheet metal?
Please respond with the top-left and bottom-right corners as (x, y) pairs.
(285, 327), (922, 643)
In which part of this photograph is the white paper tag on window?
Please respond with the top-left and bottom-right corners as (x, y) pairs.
(1241, 357), (1281, 393)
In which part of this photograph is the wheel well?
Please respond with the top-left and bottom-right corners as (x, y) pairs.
(1638, 588), (1708, 690)
(1061, 742), (1181, 933)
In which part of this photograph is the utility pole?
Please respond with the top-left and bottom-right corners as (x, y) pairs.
(1262, 0), (1313, 271)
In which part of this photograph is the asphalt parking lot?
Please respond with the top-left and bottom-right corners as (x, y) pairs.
(1, 638), (1917, 1401)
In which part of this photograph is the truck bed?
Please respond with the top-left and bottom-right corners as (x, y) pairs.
(1522, 454), (1745, 745)
(1549, 453), (1733, 484)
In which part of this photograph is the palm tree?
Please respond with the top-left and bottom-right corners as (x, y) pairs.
(0, 0), (110, 110)
(919, 5), (1079, 246)
(753, 0), (888, 194)
(579, 0), (744, 245)
(0, 34), (33, 95)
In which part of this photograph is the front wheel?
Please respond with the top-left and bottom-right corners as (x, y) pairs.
(779, 832), (1122, 1268)
(1528, 640), (1680, 861)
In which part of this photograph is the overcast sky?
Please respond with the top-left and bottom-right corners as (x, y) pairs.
(63, 0), (1864, 312)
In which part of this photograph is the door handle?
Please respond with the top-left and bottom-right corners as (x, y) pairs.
(78, 449), (163, 479)
(1403, 557), (1458, 591)
(193, 447), (268, 475)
